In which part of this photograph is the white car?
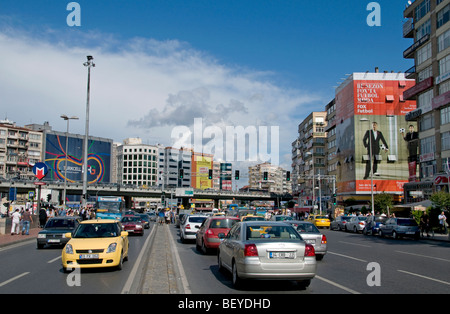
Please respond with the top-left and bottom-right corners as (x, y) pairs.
(179, 214), (208, 243)
(346, 216), (368, 233)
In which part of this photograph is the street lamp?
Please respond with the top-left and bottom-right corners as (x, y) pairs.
(360, 118), (375, 216)
(82, 55), (95, 207)
(60, 115), (79, 207)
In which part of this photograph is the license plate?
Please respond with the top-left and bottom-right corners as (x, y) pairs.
(269, 252), (295, 259)
(305, 239), (315, 244)
(79, 254), (99, 259)
(406, 232), (415, 235)
(48, 239), (60, 243)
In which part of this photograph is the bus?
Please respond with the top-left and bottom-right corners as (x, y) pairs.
(95, 196), (124, 220)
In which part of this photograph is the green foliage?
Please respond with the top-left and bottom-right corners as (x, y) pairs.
(373, 193), (394, 214)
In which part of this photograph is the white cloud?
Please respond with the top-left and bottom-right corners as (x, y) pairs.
(0, 27), (324, 173)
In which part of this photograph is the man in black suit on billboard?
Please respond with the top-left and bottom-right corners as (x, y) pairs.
(401, 125), (419, 162)
(363, 121), (389, 179)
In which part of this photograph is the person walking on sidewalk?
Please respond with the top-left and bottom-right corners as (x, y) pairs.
(438, 211), (448, 234)
(21, 208), (33, 235)
(10, 209), (21, 235)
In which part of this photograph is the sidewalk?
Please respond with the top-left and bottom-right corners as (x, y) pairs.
(0, 227), (41, 248)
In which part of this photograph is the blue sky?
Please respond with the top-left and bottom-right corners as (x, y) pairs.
(0, 0), (414, 174)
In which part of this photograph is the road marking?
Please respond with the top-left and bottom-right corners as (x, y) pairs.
(121, 225), (156, 294)
(396, 251), (450, 263)
(315, 275), (361, 294)
(0, 272), (30, 287)
(47, 256), (61, 264)
(327, 251), (368, 263)
(398, 270), (450, 286)
(339, 241), (372, 248)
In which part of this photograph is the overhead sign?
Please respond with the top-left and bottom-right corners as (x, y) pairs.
(33, 162), (49, 180)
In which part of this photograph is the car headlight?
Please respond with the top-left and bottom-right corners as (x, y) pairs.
(106, 243), (117, 253)
(65, 244), (74, 254)
(38, 234), (46, 239)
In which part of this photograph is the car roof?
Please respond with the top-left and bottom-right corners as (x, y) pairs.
(241, 221), (290, 226)
(48, 216), (81, 220)
(286, 220), (314, 225)
(80, 219), (118, 224)
(209, 216), (240, 220)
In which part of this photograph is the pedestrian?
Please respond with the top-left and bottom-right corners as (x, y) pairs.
(158, 209), (165, 225)
(10, 209), (21, 235)
(39, 207), (47, 227)
(21, 208), (33, 235)
(420, 213), (430, 237)
(438, 211), (447, 234)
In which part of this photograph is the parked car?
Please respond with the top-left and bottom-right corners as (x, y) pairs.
(37, 216), (81, 249)
(62, 219), (129, 272)
(308, 215), (331, 229)
(180, 214), (208, 243)
(330, 216), (352, 231)
(195, 216), (240, 254)
(378, 217), (420, 239)
(121, 215), (144, 236)
(286, 221), (327, 260)
(217, 221), (317, 289)
(363, 215), (387, 235)
(345, 216), (368, 233)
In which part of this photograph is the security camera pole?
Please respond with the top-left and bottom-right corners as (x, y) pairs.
(82, 56), (95, 207)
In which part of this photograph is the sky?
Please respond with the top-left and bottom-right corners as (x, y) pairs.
(0, 0), (414, 181)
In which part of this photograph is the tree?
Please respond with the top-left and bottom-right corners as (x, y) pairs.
(373, 193), (393, 214)
(430, 191), (450, 212)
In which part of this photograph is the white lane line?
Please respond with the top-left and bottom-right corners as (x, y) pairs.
(339, 241), (371, 248)
(315, 275), (361, 294)
(166, 224), (192, 294)
(327, 251), (368, 263)
(0, 272), (30, 287)
(396, 251), (450, 263)
(47, 256), (61, 264)
(398, 270), (450, 286)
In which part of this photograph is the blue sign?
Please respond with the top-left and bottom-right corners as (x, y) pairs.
(33, 162), (49, 180)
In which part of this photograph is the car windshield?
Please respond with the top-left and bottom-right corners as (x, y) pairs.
(358, 216), (368, 221)
(189, 217), (207, 223)
(209, 219), (239, 229)
(397, 219), (418, 226)
(73, 223), (120, 238)
(122, 216), (141, 223)
(291, 223), (320, 233)
(44, 219), (77, 229)
(246, 224), (301, 240)
(275, 216), (293, 221)
(315, 216), (329, 219)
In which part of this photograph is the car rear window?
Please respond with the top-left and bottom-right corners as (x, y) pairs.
(209, 219), (239, 229)
(188, 217), (207, 223)
(246, 225), (301, 240)
(45, 219), (77, 228)
(291, 223), (320, 233)
(397, 219), (418, 226)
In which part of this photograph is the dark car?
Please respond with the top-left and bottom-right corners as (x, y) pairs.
(363, 215), (387, 235)
(37, 216), (81, 249)
(379, 217), (420, 240)
(138, 214), (150, 229)
(121, 215), (144, 236)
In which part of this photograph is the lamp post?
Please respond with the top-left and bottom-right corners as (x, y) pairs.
(82, 56), (95, 207)
(60, 115), (79, 207)
(360, 118), (375, 216)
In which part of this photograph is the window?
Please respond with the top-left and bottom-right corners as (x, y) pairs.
(416, 19), (431, 41)
(418, 65), (432, 82)
(441, 106), (450, 125)
(417, 89), (433, 109)
(420, 136), (436, 155)
(442, 131), (450, 151)
(417, 42), (432, 65)
(439, 54), (450, 76)
(415, 0), (430, 22)
(420, 112), (435, 131)
(437, 3), (450, 29)
(438, 29), (450, 52)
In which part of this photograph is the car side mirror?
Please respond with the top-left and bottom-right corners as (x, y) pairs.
(65, 233), (72, 239)
(121, 231), (129, 237)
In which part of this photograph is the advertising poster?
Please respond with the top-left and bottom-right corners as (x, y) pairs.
(191, 153), (213, 190)
(335, 74), (417, 195)
(44, 133), (112, 184)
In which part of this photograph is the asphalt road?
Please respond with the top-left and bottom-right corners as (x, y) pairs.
(171, 225), (450, 294)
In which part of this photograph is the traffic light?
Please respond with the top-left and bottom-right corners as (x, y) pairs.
(46, 194), (51, 202)
(179, 169), (184, 179)
(235, 170), (240, 180)
(286, 171), (291, 181)
(208, 169), (213, 180)
(263, 171), (268, 180)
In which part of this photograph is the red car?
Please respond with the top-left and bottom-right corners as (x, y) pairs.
(196, 216), (240, 254)
(121, 215), (144, 236)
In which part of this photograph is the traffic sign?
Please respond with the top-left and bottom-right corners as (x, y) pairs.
(33, 162), (49, 180)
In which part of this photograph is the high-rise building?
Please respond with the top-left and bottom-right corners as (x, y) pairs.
(403, 0), (450, 201)
(249, 162), (291, 194)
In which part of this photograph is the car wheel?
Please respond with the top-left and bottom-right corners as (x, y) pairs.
(393, 231), (399, 240)
(297, 279), (311, 290)
(37, 243), (44, 249)
(232, 261), (244, 289)
(379, 230), (384, 238)
(316, 254), (324, 261)
(217, 251), (225, 272)
(353, 226), (358, 233)
(117, 252), (123, 270)
(201, 240), (209, 255)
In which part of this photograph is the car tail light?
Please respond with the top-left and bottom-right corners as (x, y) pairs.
(321, 234), (327, 244)
(244, 244), (258, 257)
(185, 224), (191, 230)
(304, 244), (315, 257)
(359, 222), (365, 226)
(206, 229), (214, 236)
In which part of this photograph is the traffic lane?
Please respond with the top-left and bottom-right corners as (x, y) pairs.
(0, 227), (152, 293)
(323, 229), (450, 293)
(170, 225), (349, 294)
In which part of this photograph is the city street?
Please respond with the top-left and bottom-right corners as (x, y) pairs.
(2, 221), (448, 294)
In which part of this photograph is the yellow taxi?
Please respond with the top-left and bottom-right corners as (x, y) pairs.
(308, 215), (331, 229)
(62, 219), (129, 272)
(241, 214), (266, 222)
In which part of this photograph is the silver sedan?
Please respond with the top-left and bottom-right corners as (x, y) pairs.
(217, 221), (317, 289)
(285, 221), (327, 261)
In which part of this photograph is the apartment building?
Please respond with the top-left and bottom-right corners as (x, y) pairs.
(249, 162), (291, 194)
(0, 119), (43, 180)
(403, 0), (450, 201)
(158, 146), (192, 188)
